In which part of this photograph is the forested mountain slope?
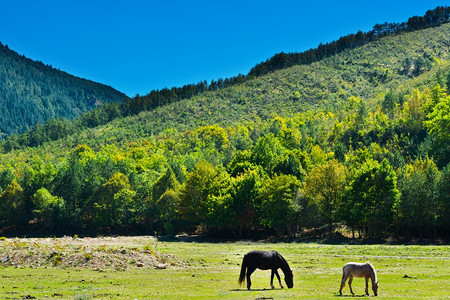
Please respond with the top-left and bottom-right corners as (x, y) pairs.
(248, 5), (450, 77)
(40, 23), (450, 149)
(4, 6), (448, 150)
(0, 22), (449, 239)
(0, 42), (127, 137)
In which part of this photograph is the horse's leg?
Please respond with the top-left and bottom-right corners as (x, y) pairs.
(339, 270), (349, 295)
(270, 270), (275, 289)
(348, 275), (354, 295)
(274, 269), (284, 289)
(365, 276), (369, 295)
(246, 267), (256, 290)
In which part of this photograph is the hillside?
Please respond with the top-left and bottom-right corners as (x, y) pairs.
(0, 22), (449, 240)
(0, 42), (127, 137)
(248, 5), (450, 78)
(3, 6), (448, 150)
(19, 22), (448, 150)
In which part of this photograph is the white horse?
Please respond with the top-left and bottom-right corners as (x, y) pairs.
(339, 262), (378, 296)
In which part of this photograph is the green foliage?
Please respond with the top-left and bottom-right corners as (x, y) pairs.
(155, 189), (179, 233)
(113, 188), (137, 225)
(251, 133), (286, 175)
(257, 174), (301, 235)
(178, 161), (219, 226)
(226, 169), (262, 235)
(437, 164), (450, 230)
(94, 173), (133, 226)
(0, 180), (27, 226)
(150, 167), (180, 231)
(398, 158), (442, 237)
(0, 168), (15, 192)
(152, 167), (179, 203)
(304, 159), (346, 228)
(33, 188), (65, 229)
(344, 159), (400, 238)
(423, 91), (450, 142)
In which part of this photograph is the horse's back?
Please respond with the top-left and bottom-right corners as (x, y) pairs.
(343, 262), (372, 278)
(245, 250), (277, 259)
(244, 250), (279, 270)
(344, 262), (370, 268)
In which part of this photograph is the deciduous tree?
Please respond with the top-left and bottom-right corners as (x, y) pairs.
(304, 159), (346, 230)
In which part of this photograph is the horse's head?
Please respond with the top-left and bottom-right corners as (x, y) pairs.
(284, 269), (294, 288)
(373, 281), (378, 296)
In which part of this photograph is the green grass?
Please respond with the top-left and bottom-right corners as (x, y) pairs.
(0, 238), (449, 299)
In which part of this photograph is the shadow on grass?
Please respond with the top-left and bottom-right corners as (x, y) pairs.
(229, 288), (279, 292)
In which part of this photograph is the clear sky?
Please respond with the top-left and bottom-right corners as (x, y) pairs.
(1, 1), (449, 97)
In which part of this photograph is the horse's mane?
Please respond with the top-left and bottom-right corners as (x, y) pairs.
(275, 251), (291, 273)
(366, 262), (377, 282)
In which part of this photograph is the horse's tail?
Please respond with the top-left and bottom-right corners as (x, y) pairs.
(238, 255), (247, 286)
(340, 265), (348, 288)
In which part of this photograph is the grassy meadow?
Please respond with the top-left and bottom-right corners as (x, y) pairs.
(0, 236), (449, 299)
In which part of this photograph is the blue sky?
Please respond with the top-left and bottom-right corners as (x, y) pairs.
(1, 1), (449, 96)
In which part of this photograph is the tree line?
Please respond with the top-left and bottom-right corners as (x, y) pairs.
(247, 6), (450, 77)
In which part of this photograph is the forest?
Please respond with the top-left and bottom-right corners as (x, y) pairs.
(0, 42), (126, 137)
(0, 9), (449, 240)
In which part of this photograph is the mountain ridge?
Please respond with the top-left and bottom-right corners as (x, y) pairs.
(0, 42), (127, 137)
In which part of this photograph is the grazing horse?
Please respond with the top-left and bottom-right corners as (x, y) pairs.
(238, 250), (293, 290)
(339, 262), (378, 296)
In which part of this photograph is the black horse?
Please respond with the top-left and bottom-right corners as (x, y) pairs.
(238, 250), (293, 290)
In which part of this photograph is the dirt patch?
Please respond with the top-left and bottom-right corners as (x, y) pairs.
(0, 236), (181, 270)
